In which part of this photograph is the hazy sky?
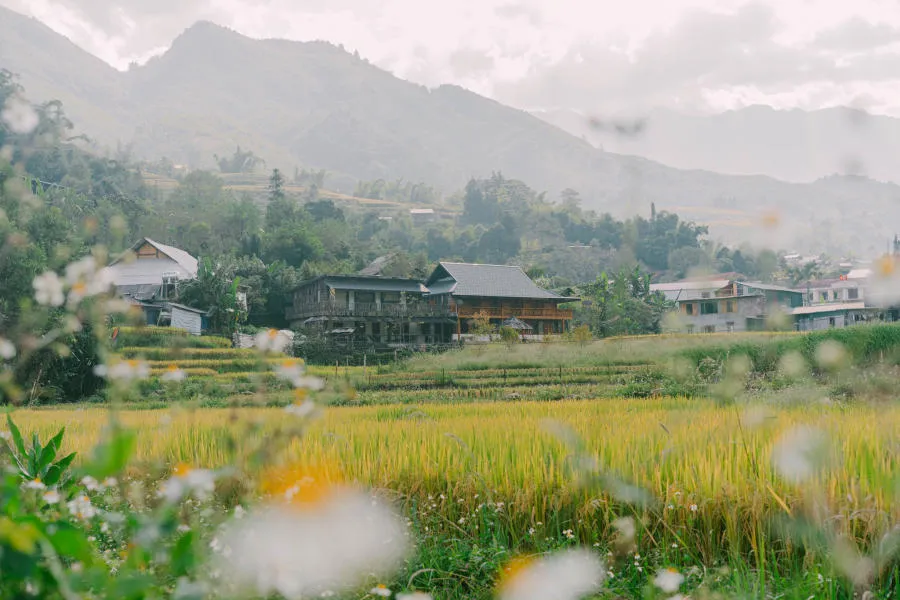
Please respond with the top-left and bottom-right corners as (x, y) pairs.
(4, 0), (900, 115)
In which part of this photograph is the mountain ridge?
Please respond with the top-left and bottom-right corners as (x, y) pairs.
(2, 8), (900, 255)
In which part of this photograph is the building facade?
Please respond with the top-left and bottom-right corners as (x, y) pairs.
(675, 281), (803, 333)
(286, 263), (576, 347)
(425, 262), (577, 339)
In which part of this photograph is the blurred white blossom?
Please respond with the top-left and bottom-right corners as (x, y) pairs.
(653, 568), (684, 593)
(370, 585), (392, 597)
(214, 489), (409, 599)
(815, 341), (847, 370)
(612, 517), (635, 543)
(159, 465), (216, 503)
(256, 329), (291, 353)
(94, 359), (150, 381)
(0, 338), (15, 360)
(497, 548), (606, 600)
(772, 426), (829, 483)
(1, 95), (39, 134)
(42, 490), (61, 504)
(24, 478), (46, 490)
(285, 400), (317, 418)
(162, 365), (187, 382)
(67, 495), (98, 519)
(33, 271), (65, 307)
(866, 255), (900, 306)
(397, 593), (432, 600)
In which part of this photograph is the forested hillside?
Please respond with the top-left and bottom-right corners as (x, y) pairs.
(3, 7), (900, 255)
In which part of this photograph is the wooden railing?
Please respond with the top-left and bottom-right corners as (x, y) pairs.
(288, 302), (574, 322)
(455, 306), (573, 320)
(287, 301), (452, 321)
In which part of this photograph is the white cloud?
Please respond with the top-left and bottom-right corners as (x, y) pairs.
(2, 0), (899, 114)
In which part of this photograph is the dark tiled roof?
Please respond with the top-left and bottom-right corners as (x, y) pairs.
(319, 276), (427, 294)
(427, 262), (568, 300)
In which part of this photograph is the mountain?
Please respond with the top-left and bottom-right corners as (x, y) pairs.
(2, 8), (900, 255)
(533, 106), (900, 185)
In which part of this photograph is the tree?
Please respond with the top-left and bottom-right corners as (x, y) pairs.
(178, 258), (245, 335)
(469, 310), (494, 338)
(214, 146), (263, 173)
(499, 326), (519, 347)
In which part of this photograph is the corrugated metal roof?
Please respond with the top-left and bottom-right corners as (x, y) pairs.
(323, 276), (428, 294)
(741, 282), (801, 294)
(143, 239), (198, 277)
(111, 238), (198, 278)
(650, 279), (730, 292)
(427, 262), (568, 300)
(791, 302), (869, 316)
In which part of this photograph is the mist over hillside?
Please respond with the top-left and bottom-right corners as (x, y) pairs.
(2, 5), (899, 255)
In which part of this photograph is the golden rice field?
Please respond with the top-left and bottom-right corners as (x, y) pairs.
(14, 398), (899, 532)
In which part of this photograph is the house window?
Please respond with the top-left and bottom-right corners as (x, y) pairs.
(684, 303), (695, 316)
(832, 291), (839, 301)
(808, 292), (814, 303)
(382, 292), (401, 304)
(726, 300), (736, 313)
(829, 317), (836, 328)
(820, 292), (828, 302)
(701, 302), (718, 315)
(372, 322), (381, 337)
(848, 288), (859, 300)
(356, 292), (376, 304)
(702, 325), (716, 333)
(701, 292), (711, 299)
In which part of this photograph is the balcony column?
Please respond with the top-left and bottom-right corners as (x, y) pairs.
(348, 291), (355, 310)
(376, 292), (382, 310)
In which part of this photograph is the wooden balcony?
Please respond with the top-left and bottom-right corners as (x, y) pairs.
(455, 305), (573, 320)
(287, 301), (453, 322)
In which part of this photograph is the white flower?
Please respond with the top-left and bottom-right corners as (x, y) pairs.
(102, 477), (118, 488)
(42, 490), (61, 504)
(256, 329), (292, 353)
(612, 517), (636, 543)
(653, 568), (684, 593)
(95, 359), (150, 382)
(24, 478), (46, 490)
(867, 255), (900, 306)
(397, 593), (432, 600)
(370, 585), (392, 597)
(67, 495), (97, 520)
(498, 549), (606, 600)
(275, 359), (305, 381)
(214, 490), (409, 599)
(33, 271), (65, 307)
(173, 577), (209, 600)
(162, 365), (187, 382)
(64, 257), (115, 306)
(159, 465), (216, 503)
(563, 529), (575, 540)
(285, 400), (317, 418)
(81, 476), (100, 491)
(233, 505), (246, 519)
(689, 504), (698, 512)
(294, 376), (325, 391)
(772, 426), (829, 483)
(0, 338), (15, 360)
(1, 95), (39, 134)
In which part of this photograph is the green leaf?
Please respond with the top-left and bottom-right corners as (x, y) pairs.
(43, 452), (76, 486)
(83, 428), (136, 479)
(171, 531), (195, 577)
(47, 428), (65, 454)
(6, 414), (26, 457)
(37, 438), (60, 474)
(47, 523), (94, 564)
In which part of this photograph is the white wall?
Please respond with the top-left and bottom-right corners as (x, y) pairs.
(110, 257), (194, 286)
(171, 307), (202, 336)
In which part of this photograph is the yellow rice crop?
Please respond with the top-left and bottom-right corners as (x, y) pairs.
(13, 399), (897, 520)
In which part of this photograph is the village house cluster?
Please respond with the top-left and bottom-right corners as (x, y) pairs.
(106, 237), (898, 344)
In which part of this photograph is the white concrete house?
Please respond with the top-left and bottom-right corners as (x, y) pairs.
(108, 238), (198, 302)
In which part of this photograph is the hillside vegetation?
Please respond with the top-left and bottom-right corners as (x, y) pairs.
(3, 7), (900, 253)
